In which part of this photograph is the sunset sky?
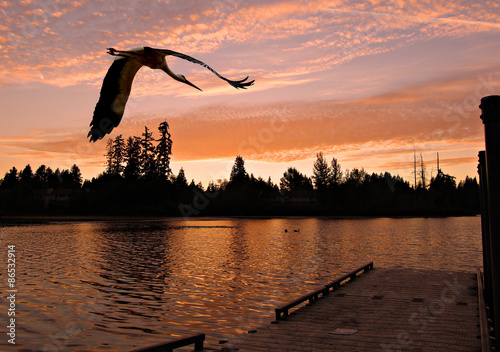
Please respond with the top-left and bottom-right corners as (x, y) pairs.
(1, 0), (500, 187)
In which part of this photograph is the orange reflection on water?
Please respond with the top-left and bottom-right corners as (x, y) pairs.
(0, 216), (481, 351)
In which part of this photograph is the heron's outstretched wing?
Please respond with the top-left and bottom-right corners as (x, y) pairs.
(88, 57), (143, 142)
(152, 47), (255, 89)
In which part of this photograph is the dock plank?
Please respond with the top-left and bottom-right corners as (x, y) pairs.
(208, 268), (481, 352)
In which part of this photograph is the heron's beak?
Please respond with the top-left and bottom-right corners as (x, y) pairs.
(183, 78), (202, 92)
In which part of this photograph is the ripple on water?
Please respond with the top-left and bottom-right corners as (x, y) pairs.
(0, 217), (482, 351)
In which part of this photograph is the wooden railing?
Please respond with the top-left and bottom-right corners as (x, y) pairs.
(274, 261), (373, 321)
(477, 269), (493, 352)
(129, 333), (205, 352)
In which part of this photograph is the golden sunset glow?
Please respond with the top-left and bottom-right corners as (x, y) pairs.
(1, 0), (499, 185)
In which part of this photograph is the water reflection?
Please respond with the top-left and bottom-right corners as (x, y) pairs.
(0, 217), (482, 351)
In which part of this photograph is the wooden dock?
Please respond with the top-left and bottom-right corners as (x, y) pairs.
(208, 267), (481, 352)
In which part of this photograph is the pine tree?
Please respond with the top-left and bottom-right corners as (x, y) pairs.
(105, 138), (113, 174)
(112, 135), (125, 175)
(124, 136), (142, 180)
(105, 135), (125, 176)
(156, 121), (173, 179)
(20, 164), (34, 185)
(60, 169), (73, 187)
(331, 157), (342, 186)
(312, 152), (332, 191)
(46, 167), (58, 188)
(34, 165), (48, 187)
(1, 167), (19, 189)
(174, 167), (188, 187)
(140, 126), (157, 179)
(70, 164), (82, 187)
(53, 168), (62, 186)
(229, 155), (248, 184)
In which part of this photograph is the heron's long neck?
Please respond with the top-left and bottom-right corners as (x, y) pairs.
(161, 62), (183, 82)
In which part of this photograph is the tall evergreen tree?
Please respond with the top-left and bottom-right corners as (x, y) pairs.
(20, 164), (34, 185)
(174, 167), (188, 187)
(1, 167), (19, 189)
(105, 135), (125, 176)
(105, 138), (113, 174)
(70, 164), (82, 187)
(45, 167), (58, 188)
(156, 121), (173, 179)
(60, 169), (74, 187)
(53, 168), (62, 186)
(331, 157), (342, 186)
(34, 165), (48, 187)
(312, 152), (332, 191)
(124, 136), (142, 180)
(229, 155), (248, 184)
(140, 126), (157, 179)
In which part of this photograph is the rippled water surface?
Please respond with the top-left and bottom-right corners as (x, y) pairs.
(0, 217), (482, 351)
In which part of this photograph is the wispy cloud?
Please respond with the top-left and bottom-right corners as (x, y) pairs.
(1, 0), (498, 88)
(0, 77), (487, 181)
(0, 0), (498, 182)
(79, 72), (488, 164)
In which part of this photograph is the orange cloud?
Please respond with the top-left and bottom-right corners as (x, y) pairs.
(0, 0), (498, 183)
(109, 72), (487, 165)
(2, 0), (498, 88)
(0, 87), (486, 183)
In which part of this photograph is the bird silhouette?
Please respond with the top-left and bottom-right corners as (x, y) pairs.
(88, 47), (254, 142)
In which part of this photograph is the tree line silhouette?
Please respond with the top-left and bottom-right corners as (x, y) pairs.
(0, 122), (480, 216)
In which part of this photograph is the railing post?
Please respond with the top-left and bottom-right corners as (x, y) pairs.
(194, 336), (204, 351)
(479, 95), (500, 343)
(478, 151), (493, 311)
(275, 308), (281, 321)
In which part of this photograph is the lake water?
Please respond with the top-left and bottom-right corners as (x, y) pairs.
(0, 216), (482, 351)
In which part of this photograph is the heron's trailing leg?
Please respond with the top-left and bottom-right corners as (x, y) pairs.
(106, 48), (118, 55)
(106, 48), (139, 58)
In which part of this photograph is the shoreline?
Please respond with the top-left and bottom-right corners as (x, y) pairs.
(0, 213), (480, 225)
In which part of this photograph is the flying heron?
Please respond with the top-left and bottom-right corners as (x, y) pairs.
(88, 46), (254, 142)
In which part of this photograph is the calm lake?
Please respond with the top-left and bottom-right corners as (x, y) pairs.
(0, 216), (482, 351)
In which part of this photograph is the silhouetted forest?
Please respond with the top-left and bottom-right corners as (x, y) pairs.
(0, 122), (480, 217)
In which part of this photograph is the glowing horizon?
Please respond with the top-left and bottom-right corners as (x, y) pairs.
(1, 0), (499, 188)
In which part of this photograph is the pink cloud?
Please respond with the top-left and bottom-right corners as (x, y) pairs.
(2, 0), (498, 88)
(0, 0), (498, 183)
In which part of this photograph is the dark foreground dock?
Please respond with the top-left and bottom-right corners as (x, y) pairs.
(209, 267), (481, 352)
